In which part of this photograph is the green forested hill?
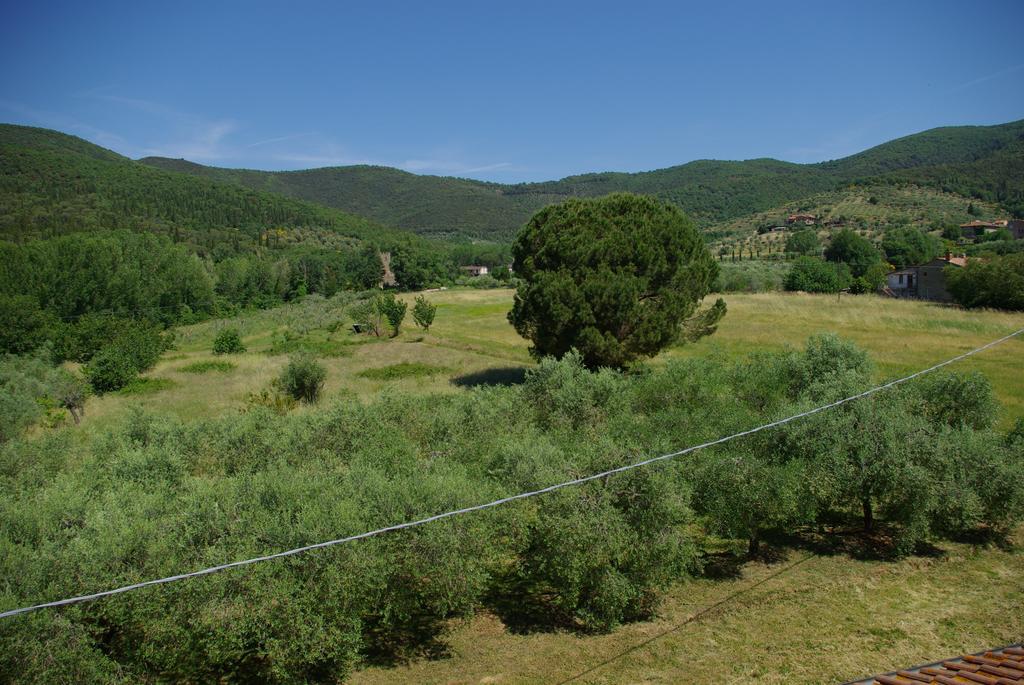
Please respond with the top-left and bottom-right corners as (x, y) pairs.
(0, 124), (407, 256)
(141, 119), (1024, 241)
(820, 120), (1024, 178)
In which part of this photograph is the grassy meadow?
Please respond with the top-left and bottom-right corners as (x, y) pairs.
(83, 288), (1024, 430)
(351, 536), (1024, 684)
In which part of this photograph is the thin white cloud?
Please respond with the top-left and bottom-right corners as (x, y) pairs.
(947, 62), (1024, 94)
(246, 132), (318, 148)
(399, 159), (514, 175)
(137, 120), (237, 161)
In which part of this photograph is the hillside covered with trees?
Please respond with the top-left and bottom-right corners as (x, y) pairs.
(140, 119), (1024, 241)
(0, 124), (407, 255)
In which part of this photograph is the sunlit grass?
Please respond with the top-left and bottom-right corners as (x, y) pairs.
(82, 288), (1023, 430)
(351, 529), (1024, 685)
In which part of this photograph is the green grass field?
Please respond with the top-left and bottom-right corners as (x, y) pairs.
(83, 288), (1024, 429)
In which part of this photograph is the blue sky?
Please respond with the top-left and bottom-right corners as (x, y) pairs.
(2, 0), (1022, 182)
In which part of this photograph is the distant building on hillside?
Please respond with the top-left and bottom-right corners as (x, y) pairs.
(786, 213), (817, 225)
(460, 265), (489, 277)
(884, 252), (969, 302)
(959, 220), (1002, 239)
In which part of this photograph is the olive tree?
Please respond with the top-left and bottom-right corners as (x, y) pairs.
(509, 193), (724, 369)
(412, 295), (436, 332)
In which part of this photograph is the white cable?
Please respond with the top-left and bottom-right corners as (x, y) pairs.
(2, 325), (1022, 620)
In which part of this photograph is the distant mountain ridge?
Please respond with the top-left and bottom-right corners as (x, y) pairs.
(0, 123), (412, 254)
(141, 119), (1024, 241)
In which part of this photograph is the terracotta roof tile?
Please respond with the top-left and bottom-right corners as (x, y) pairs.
(847, 645), (1024, 685)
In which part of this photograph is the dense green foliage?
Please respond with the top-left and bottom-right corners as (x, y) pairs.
(82, 323), (169, 393)
(0, 124), (393, 249)
(784, 257), (849, 293)
(212, 328), (246, 355)
(412, 295), (437, 331)
(279, 353), (327, 403)
(824, 229), (883, 277)
(785, 229), (820, 256)
(141, 120), (1024, 241)
(0, 231), (214, 322)
(510, 194), (723, 368)
(0, 351), (86, 442)
(946, 253), (1024, 310)
(1, 337), (1020, 682)
(0, 295), (54, 355)
(378, 293), (408, 338)
(881, 227), (942, 269)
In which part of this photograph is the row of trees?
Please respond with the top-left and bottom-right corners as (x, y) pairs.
(2, 337), (1020, 681)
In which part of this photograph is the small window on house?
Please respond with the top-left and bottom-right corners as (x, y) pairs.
(898, 274), (904, 284)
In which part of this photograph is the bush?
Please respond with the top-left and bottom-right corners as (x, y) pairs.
(83, 345), (139, 393)
(212, 328), (246, 355)
(783, 257), (849, 293)
(279, 353), (327, 403)
(0, 352), (84, 442)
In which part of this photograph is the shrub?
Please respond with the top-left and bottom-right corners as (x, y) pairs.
(0, 352), (85, 442)
(212, 328), (246, 355)
(279, 353), (326, 403)
(412, 295), (437, 331)
(83, 345), (138, 393)
(505, 466), (699, 632)
(783, 257), (848, 293)
(694, 451), (812, 556)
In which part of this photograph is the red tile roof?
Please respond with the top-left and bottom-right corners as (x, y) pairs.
(849, 645), (1024, 685)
